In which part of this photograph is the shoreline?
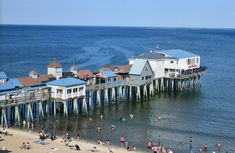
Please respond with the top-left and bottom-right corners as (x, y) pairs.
(0, 128), (147, 153)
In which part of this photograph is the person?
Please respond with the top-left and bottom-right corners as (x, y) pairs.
(152, 145), (158, 153)
(217, 141), (221, 150)
(189, 136), (193, 149)
(26, 142), (31, 149)
(158, 135), (161, 145)
(147, 139), (152, 149)
(20, 142), (26, 149)
(111, 125), (116, 131)
(129, 114), (134, 119)
(125, 141), (128, 148)
(100, 114), (104, 120)
(77, 132), (81, 140)
(106, 139), (111, 145)
(120, 136), (125, 146)
(96, 126), (101, 133)
(75, 144), (80, 150)
(204, 144), (208, 152)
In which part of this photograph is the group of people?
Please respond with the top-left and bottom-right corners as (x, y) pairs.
(147, 139), (171, 153)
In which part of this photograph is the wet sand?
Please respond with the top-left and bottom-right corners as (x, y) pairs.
(0, 128), (145, 153)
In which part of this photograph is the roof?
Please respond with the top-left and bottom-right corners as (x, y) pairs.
(99, 64), (115, 72)
(101, 70), (117, 78)
(130, 51), (175, 60)
(0, 72), (7, 79)
(129, 59), (148, 75)
(29, 69), (38, 75)
(18, 74), (55, 87)
(46, 77), (86, 87)
(115, 64), (132, 74)
(70, 64), (78, 72)
(77, 69), (94, 79)
(160, 49), (198, 59)
(0, 78), (23, 91)
(48, 59), (62, 68)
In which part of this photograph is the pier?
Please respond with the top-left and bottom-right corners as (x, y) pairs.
(0, 49), (206, 127)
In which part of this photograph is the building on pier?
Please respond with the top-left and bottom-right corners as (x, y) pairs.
(129, 59), (153, 86)
(76, 69), (95, 85)
(46, 77), (86, 100)
(47, 59), (63, 79)
(0, 72), (8, 83)
(129, 49), (204, 79)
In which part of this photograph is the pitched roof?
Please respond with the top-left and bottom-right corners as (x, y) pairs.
(99, 64), (115, 72)
(115, 64), (132, 74)
(100, 70), (117, 78)
(46, 77), (86, 87)
(130, 51), (175, 60)
(29, 69), (38, 75)
(18, 74), (55, 87)
(0, 72), (7, 79)
(70, 64), (78, 72)
(0, 78), (23, 91)
(77, 69), (94, 79)
(48, 59), (62, 68)
(160, 49), (198, 59)
(129, 59), (149, 75)
(62, 72), (74, 78)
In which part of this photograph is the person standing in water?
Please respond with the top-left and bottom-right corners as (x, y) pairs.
(189, 136), (193, 149)
(147, 139), (152, 149)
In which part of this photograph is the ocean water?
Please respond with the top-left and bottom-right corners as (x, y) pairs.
(1, 25), (235, 152)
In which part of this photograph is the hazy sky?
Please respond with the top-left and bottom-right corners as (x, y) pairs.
(1, 0), (235, 28)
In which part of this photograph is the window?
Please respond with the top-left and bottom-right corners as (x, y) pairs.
(149, 76), (151, 79)
(196, 58), (199, 63)
(57, 89), (63, 94)
(187, 59), (191, 65)
(192, 59), (195, 64)
(73, 88), (78, 93)
(142, 76), (144, 80)
(79, 87), (84, 92)
(145, 67), (148, 71)
(67, 89), (72, 94)
(170, 61), (174, 63)
(145, 76), (148, 80)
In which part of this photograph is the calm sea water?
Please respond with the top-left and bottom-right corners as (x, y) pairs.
(1, 25), (235, 152)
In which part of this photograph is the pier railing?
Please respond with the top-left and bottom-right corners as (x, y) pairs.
(0, 91), (49, 108)
(86, 79), (127, 91)
(165, 66), (207, 79)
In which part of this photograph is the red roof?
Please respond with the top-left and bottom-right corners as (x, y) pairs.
(48, 59), (62, 68)
(76, 70), (94, 79)
(18, 74), (56, 87)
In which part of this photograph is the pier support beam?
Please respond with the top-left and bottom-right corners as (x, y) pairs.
(39, 101), (44, 117)
(73, 98), (78, 114)
(150, 82), (154, 97)
(27, 104), (33, 121)
(82, 98), (87, 113)
(111, 87), (116, 103)
(96, 90), (101, 107)
(119, 86), (123, 100)
(1, 108), (7, 127)
(143, 85), (147, 100)
(136, 86), (141, 101)
(63, 101), (68, 116)
(104, 89), (109, 104)
(15, 106), (20, 125)
(129, 86), (132, 100)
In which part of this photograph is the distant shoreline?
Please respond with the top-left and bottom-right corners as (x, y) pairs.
(0, 24), (234, 30)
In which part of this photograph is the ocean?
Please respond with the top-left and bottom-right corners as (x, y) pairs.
(0, 25), (235, 152)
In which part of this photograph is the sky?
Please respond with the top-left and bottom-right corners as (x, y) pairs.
(0, 0), (235, 28)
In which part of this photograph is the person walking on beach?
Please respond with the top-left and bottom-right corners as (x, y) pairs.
(120, 135), (125, 146)
(147, 139), (153, 149)
(158, 135), (161, 145)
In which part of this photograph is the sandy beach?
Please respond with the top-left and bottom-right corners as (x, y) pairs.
(0, 128), (146, 153)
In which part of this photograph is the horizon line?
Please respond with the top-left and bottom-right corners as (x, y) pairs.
(0, 23), (235, 30)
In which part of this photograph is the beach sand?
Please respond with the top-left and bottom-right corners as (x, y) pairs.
(0, 128), (146, 153)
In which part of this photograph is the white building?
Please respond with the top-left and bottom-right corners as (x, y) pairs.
(47, 59), (63, 79)
(46, 77), (86, 100)
(129, 59), (154, 86)
(129, 49), (200, 78)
